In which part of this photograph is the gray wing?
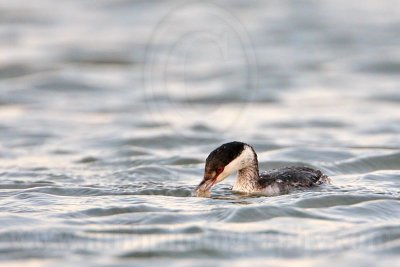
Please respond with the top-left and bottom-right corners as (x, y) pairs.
(258, 166), (330, 188)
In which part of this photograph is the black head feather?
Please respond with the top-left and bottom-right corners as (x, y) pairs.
(205, 141), (246, 171)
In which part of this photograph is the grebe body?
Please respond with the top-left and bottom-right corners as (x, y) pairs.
(194, 142), (330, 197)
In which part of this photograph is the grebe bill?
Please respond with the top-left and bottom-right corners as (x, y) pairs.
(193, 141), (330, 197)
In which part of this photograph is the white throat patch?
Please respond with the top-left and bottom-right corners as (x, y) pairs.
(216, 145), (255, 183)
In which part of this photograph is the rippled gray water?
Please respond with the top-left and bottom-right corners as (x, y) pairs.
(1, 0), (400, 266)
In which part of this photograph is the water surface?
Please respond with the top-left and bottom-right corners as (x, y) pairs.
(0, 0), (400, 266)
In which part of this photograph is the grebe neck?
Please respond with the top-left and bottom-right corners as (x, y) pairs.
(232, 146), (260, 193)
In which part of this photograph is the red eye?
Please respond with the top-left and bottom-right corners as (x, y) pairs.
(216, 167), (224, 174)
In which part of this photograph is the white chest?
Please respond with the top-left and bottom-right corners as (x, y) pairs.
(232, 182), (281, 196)
(259, 184), (281, 196)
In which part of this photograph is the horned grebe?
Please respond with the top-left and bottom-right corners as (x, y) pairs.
(194, 141), (330, 197)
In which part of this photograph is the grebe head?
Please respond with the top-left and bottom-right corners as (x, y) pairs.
(194, 141), (256, 197)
